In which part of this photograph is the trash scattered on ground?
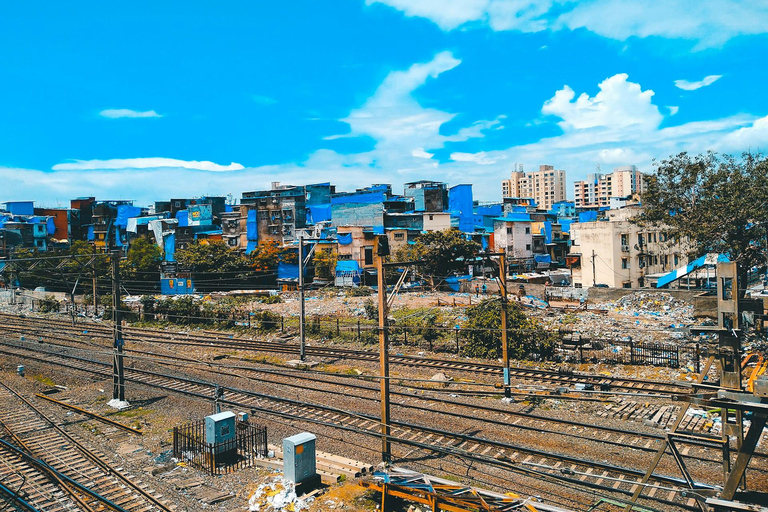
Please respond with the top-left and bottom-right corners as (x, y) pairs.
(248, 476), (313, 512)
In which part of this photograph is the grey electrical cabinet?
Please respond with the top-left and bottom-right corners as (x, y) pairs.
(205, 411), (236, 453)
(282, 432), (316, 484)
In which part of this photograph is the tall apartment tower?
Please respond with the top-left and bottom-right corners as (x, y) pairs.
(501, 164), (566, 210)
(574, 165), (646, 208)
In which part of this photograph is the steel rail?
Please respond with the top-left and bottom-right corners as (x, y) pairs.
(0, 341), (720, 495)
(0, 381), (173, 512)
(0, 314), (693, 394)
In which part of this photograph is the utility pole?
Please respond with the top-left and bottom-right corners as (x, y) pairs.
(111, 251), (126, 403)
(8, 249), (15, 305)
(92, 270), (98, 316)
(298, 235), (306, 361)
(498, 252), (511, 398)
(375, 235), (391, 462)
(591, 250), (597, 287)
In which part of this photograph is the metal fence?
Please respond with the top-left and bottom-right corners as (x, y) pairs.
(172, 419), (268, 476)
(560, 337), (700, 369)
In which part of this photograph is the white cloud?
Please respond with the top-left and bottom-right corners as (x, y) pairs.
(99, 109), (163, 119)
(450, 151), (501, 165)
(331, 51), (500, 162)
(444, 73), (766, 199)
(52, 158), (244, 172)
(369, 0), (768, 47)
(674, 74), (722, 90)
(542, 74), (662, 132)
(412, 148), (434, 159)
(667, 106), (679, 116)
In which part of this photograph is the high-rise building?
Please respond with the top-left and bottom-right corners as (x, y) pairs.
(574, 165), (646, 208)
(501, 164), (566, 210)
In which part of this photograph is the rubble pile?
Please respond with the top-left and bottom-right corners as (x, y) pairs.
(606, 292), (694, 323)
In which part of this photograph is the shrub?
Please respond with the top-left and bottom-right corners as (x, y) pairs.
(460, 298), (556, 360)
(252, 310), (281, 330)
(259, 294), (283, 304)
(38, 295), (60, 313)
(346, 286), (374, 297)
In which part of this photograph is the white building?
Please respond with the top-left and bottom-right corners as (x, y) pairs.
(574, 166), (646, 208)
(501, 164), (567, 210)
(569, 205), (688, 288)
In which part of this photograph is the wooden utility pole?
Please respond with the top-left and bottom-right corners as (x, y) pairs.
(591, 250), (597, 287)
(498, 252), (511, 398)
(111, 251), (125, 402)
(298, 235), (306, 361)
(375, 236), (391, 462)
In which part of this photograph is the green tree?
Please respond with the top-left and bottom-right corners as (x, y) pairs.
(121, 238), (162, 286)
(461, 298), (557, 360)
(398, 229), (480, 288)
(313, 248), (337, 281)
(639, 152), (768, 294)
(175, 240), (246, 273)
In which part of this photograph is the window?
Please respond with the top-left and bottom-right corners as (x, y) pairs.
(620, 233), (628, 246)
(674, 254), (679, 266)
(337, 253), (351, 260)
(429, 215), (434, 220)
(506, 227), (513, 234)
(363, 246), (374, 266)
(621, 258), (629, 269)
(525, 244), (531, 251)
(623, 282), (632, 289)
(525, 227), (530, 234)
(394, 232), (404, 240)
(637, 233), (644, 246)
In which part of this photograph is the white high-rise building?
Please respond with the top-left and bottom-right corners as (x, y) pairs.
(501, 164), (566, 210)
(574, 165), (646, 208)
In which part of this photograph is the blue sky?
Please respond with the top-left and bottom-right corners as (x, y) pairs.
(2, 0), (768, 206)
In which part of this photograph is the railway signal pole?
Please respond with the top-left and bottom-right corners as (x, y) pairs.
(111, 251), (126, 404)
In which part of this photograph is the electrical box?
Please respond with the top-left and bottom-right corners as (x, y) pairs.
(205, 411), (236, 453)
(282, 432), (316, 484)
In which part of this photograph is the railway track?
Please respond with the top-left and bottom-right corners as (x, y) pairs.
(0, 313), (693, 395)
(0, 338), (720, 511)
(0, 381), (175, 512)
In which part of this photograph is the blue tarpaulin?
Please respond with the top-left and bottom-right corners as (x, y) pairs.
(337, 233), (353, 245)
(114, 226), (123, 247)
(175, 210), (189, 227)
(308, 204), (332, 224)
(559, 219), (573, 233)
(4, 201), (34, 216)
(335, 260), (362, 285)
(246, 210), (258, 241)
(494, 213), (531, 222)
(534, 254), (552, 263)
(445, 275), (471, 292)
(0, 215), (9, 228)
(541, 221), (552, 244)
(46, 217), (56, 236)
(578, 211), (598, 223)
(278, 262), (300, 280)
(225, 204), (233, 213)
(330, 191), (385, 205)
(246, 241), (259, 255)
(164, 233), (176, 262)
(481, 236), (488, 250)
(116, 205), (143, 227)
(87, 226), (95, 241)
